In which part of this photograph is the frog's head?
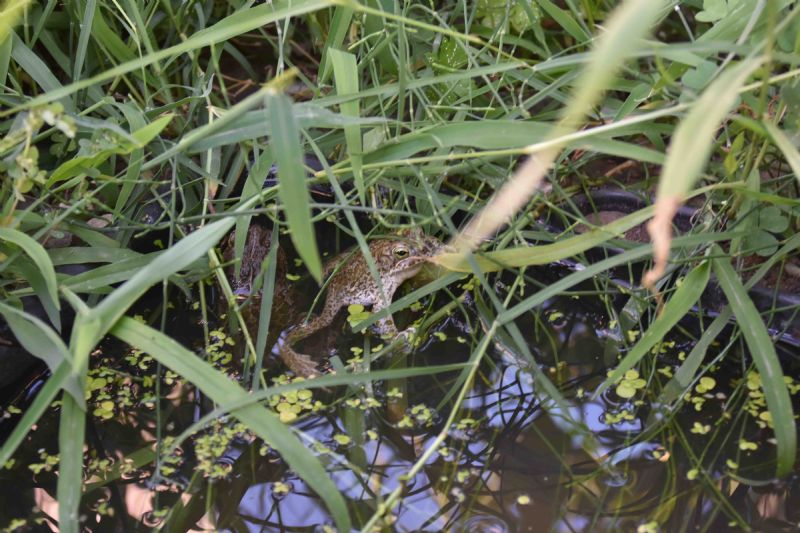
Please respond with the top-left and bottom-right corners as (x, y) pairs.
(378, 228), (444, 281)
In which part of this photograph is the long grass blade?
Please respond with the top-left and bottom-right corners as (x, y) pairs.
(57, 394), (86, 533)
(592, 260), (711, 398)
(644, 58), (761, 287)
(110, 316), (352, 532)
(712, 251), (796, 477)
(763, 121), (800, 185)
(0, 227), (61, 325)
(329, 48), (364, 202)
(267, 91), (323, 282)
(72, 0), (96, 82)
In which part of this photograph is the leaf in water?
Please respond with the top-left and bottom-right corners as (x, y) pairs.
(266, 92), (322, 282)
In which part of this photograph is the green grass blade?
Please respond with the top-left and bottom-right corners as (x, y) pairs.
(90, 9), (135, 64)
(48, 246), (141, 266)
(496, 231), (739, 325)
(656, 310), (730, 408)
(329, 48), (364, 202)
(655, 233), (800, 408)
(0, 0), (31, 44)
(110, 316), (352, 532)
(0, 227), (61, 316)
(72, 0), (96, 82)
(435, 205), (654, 272)
(10, 32), (72, 111)
(318, 6), (354, 83)
(252, 225), (280, 390)
(57, 393), (86, 533)
(9, 257), (62, 330)
(0, 301), (83, 404)
(361, 120), (664, 164)
(0, 30), (11, 86)
(47, 113), (173, 185)
(592, 261), (711, 398)
(712, 252), (796, 477)
(763, 121), (800, 185)
(267, 92), (323, 282)
(538, 0), (591, 42)
(92, 216), (236, 340)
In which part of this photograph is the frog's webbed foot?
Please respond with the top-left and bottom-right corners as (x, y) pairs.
(278, 329), (321, 378)
(281, 348), (320, 378)
(373, 312), (417, 352)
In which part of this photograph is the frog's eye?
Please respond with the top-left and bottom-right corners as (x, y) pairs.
(394, 246), (410, 259)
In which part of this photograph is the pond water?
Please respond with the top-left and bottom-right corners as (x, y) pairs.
(1, 264), (799, 532)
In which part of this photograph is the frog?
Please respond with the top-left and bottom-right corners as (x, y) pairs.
(279, 228), (443, 377)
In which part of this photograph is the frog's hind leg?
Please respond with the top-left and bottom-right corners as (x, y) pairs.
(279, 299), (343, 377)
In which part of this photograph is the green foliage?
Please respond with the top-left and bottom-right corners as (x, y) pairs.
(0, 0), (799, 530)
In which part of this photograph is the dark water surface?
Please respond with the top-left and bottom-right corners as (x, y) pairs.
(1, 266), (799, 532)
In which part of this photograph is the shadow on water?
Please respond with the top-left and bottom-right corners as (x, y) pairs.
(1, 264), (800, 532)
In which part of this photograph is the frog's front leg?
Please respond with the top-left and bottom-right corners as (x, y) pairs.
(371, 300), (416, 349)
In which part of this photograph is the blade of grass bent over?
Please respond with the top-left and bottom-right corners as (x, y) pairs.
(0, 361), (72, 468)
(643, 58), (762, 288)
(763, 121), (800, 185)
(111, 317), (352, 533)
(0, 227), (61, 328)
(452, 0), (667, 252)
(0, 301), (83, 404)
(712, 252), (796, 477)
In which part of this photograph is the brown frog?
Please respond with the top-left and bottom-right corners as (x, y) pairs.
(279, 228), (442, 377)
